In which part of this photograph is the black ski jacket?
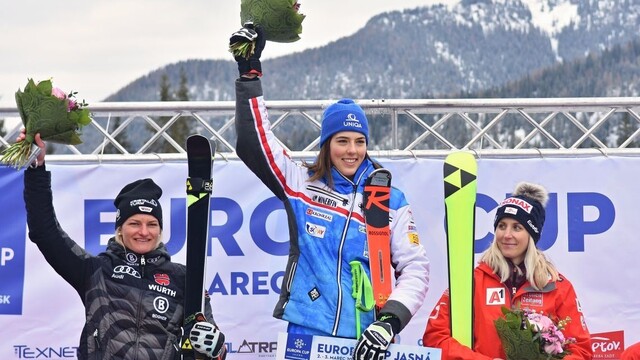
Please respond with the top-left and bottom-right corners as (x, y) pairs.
(23, 165), (213, 360)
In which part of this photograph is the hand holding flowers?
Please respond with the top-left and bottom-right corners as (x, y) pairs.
(494, 306), (576, 360)
(229, 0), (305, 59)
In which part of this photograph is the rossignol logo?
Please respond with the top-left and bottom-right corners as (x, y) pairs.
(499, 197), (533, 213)
(343, 113), (363, 128)
(113, 265), (141, 279)
(306, 208), (333, 221)
(306, 222), (326, 238)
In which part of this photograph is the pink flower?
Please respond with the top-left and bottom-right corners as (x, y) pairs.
(544, 341), (564, 355)
(527, 313), (554, 332)
(51, 87), (67, 100)
(67, 98), (78, 111)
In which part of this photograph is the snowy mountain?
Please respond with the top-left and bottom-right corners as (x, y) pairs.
(105, 0), (640, 102)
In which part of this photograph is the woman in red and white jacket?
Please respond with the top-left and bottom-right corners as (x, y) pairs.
(423, 182), (592, 360)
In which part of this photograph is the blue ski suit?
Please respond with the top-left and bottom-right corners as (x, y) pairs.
(234, 78), (430, 338)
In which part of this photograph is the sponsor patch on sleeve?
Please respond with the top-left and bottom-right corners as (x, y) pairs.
(408, 233), (420, 245)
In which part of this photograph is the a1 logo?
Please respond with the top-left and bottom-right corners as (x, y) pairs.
(486, 287), (505, 305)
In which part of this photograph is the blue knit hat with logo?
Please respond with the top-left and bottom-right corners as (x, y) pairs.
(319, 98), (369, 147)
(493, 182), (548, 243)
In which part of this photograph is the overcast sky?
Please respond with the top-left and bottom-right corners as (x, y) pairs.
(0, 0), (458, 105)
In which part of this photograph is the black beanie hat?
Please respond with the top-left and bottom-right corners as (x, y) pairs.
(114, 178), (163, 229)
(493, 182), (548, 243)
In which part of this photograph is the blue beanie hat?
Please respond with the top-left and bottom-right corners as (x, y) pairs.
(493, 182), (548, 243)
(319, 98), (369, 147)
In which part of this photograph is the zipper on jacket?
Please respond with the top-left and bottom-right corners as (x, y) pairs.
(93, 329), (101, 350)
(331, 182), (359, 336)
(135, 271), (146, 358)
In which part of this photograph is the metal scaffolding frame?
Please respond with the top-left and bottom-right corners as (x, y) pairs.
(2, 97), (640, 163)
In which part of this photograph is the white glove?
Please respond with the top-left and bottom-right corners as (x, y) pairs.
(353, 321), (394, 360)
(189, 321), (226, 359)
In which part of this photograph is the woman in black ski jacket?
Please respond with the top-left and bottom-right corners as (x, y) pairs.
(20, 132), (226, 360)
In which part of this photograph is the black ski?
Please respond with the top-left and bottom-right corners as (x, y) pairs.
(181, 134), (216, 358)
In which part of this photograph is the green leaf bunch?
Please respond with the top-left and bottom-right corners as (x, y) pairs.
(1, 78), (92, 168)
(230, 0), (306, 59)
(494, 307), (551, 360)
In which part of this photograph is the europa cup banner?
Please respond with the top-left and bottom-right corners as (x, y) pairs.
(275, 333), (441, 360)
(0, 156), (639, 359)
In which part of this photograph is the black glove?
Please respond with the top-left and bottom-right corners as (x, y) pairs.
(229, 22), (266, 77)
(353, 321), (394, 360)
(189, 321), (226, 359)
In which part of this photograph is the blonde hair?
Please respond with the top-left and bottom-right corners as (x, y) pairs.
(479, 236), (559, 290)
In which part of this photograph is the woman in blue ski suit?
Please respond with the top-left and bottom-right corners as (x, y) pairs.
(230, 23), (430, 360)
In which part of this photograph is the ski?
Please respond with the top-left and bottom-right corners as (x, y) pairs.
(181, 134), (216, 358)
(363, 168), (393, 310)
(443, 151), (477, 348)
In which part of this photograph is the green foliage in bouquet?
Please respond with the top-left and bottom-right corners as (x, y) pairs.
(495, 307), (545, 360)
(1, 79), (92, 168)
(230, 0), (305, 59)
(495, 306), (575, 360)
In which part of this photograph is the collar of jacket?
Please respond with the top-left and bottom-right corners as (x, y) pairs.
(329, 158), (374, 194)
(478, 261), (557, 293)
(105, 237), (170, 265)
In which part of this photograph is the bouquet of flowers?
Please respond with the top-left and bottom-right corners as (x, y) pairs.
(229, 0), (305, 59)
(494, 306), (576, 360)
(1, 78), (92, 169)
